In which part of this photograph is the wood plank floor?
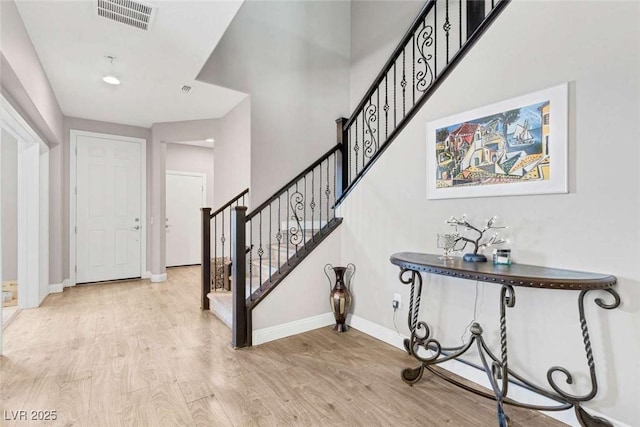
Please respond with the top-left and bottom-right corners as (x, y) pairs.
(0, 266), (565, 426)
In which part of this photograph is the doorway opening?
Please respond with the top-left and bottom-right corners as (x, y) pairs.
(1, 95), (50, 353)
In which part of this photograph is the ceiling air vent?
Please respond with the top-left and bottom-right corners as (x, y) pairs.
(181, 85), (192, 94)
(97, 0), (156, 31)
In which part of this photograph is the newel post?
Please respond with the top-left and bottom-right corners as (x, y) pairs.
(466, 0), (486, 37)
(231, 206), (248, 348)
(336, 117), (349, 198)
(201, 207), (212, 311)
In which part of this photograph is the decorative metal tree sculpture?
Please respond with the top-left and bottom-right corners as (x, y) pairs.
(446, 215), (507, 262)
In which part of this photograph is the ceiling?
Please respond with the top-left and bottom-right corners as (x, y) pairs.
(15, 0), (247, 128)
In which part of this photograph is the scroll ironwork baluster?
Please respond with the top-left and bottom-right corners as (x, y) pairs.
(276, 196), (281, 273)
(434, 8), (437, 78)
(333, 153), (337, 219)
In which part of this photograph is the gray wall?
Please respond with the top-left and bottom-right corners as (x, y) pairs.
(0, 0), (63, 145)
(197, 0), (351, 208)
(342, 1), (640, 424)
(350, 0), (424, 108)
(213, 97), (251, 209)
(1, 129), (18, 281)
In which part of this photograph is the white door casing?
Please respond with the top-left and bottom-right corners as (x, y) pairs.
(166, 171), (206, 267)
(70, 131), (146, 285)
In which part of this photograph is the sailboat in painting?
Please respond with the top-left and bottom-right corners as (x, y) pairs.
(510, 119), (535, 146)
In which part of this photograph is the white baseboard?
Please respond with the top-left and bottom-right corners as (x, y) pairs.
(62, 279), (70, 288)
(142, 271), (151, 279)
(253, 312), (334, 346)
(346, 314), (627, 427)
(48, 283), (63, 293)
(150, 273), (167, 283)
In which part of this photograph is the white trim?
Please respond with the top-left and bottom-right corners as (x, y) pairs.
(49, 283), (64, 293)
(0, 96), (44, 144)
(150, 273), (167, 283)
(346, 314), (626, 427)
(142, 271), (152, 279)
(69, 130), (147, 286)
(62, 279), (70, 288)
(252, 312), (334, 346)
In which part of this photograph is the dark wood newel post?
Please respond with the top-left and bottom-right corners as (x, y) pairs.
(336, 117), (349, 198)
(231, 206), (248, 348)
(466, 0), (486, 37)
(201, 207), (212, 311)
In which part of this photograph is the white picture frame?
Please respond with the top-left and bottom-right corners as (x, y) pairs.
(426, 82), (568, 200)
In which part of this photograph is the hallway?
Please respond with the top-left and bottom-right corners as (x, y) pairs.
(0, 266), (561, 426)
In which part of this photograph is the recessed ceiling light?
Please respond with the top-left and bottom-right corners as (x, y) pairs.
(103, 75), (121, 85)
(205, 138), (214, 143)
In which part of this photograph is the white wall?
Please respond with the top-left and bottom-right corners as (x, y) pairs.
(341, 1), (640, 425)
(213, 97), (251, 209)
(197, 0), (351, 208)
(1, 128), (18, 281)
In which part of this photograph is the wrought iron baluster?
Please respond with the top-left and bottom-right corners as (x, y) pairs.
(258, 212), (263, 290)
(393, 62), (397, 128)
(326, 158), (330, 222)
(401, 49), (406, 117)
(268, 203), (272, 283)
(377, 88), (380, 149)
(304, 175), (307, 248)
(277, 196), (281, 273)
(445, 0), (451, 63)
(249, 219), (253, 298)
(319, 161), (323, 233)
(362, 114), (365, 170)
(286, 189), (290, 265)
(310, 170), (316, 240)
(459, 0), (462, 48)
(221, 210), (225, 267)
(354, 116), (359, 175)
(384, 75), (389, 138)
(412, 33), (415, 106)
(434, 7), (437, 78)
(333, 153), (337, 219)
(213, 216), (217, 290)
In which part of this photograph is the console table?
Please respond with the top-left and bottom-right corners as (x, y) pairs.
(390, 252), (619, 427)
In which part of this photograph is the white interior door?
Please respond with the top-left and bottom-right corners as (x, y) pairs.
(76, 135), (142, 283)
(166, 172), (205, 267)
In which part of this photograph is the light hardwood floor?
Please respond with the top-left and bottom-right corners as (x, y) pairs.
(0, 266), (564, 426)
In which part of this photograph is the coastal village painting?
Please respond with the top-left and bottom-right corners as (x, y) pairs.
(434, 100), (550, 189)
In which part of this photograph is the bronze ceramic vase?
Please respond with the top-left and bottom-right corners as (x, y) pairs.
(325, 263), (355, 332)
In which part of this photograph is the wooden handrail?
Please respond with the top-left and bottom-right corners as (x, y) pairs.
(210, 188), (249, 219)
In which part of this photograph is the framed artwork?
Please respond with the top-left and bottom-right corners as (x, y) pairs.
(426, 82), (568, 200)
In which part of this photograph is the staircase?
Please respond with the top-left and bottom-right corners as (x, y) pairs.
(201, 0), (510, 347)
